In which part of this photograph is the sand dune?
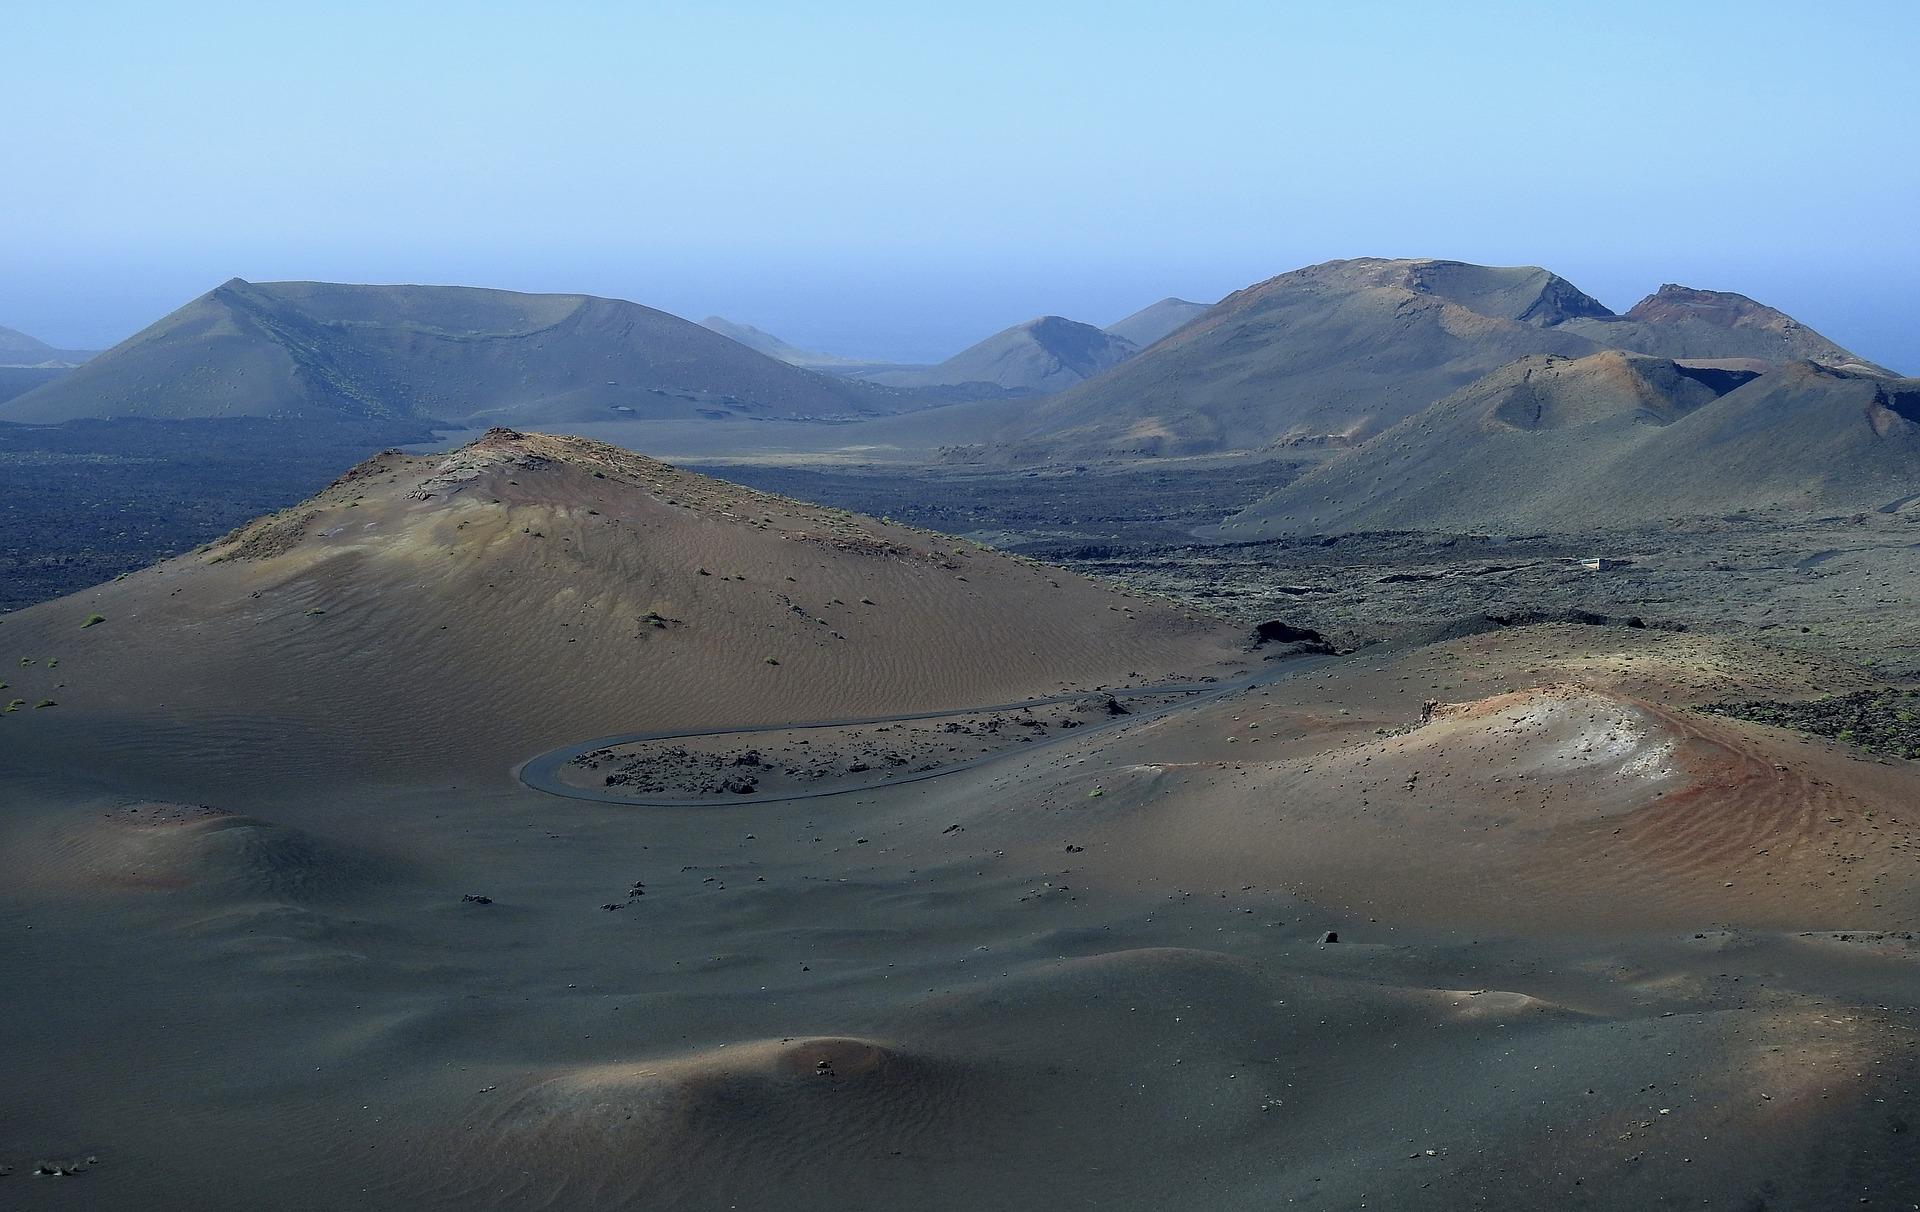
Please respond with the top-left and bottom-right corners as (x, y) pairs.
(8, 801), (386, 902)
(901, 624), (1920, 931)
(454, 1037), (980, 1208)
(0, 428), (1245, 785)
(3, 445), (1917, 1207)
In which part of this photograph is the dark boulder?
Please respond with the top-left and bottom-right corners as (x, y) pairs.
(1254, 619), (1329, 646)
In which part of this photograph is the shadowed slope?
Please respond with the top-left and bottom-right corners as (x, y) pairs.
(1220, 354), (1920, 535)
(8, 801), (389, 903)
(458, 1036), (986, 1208)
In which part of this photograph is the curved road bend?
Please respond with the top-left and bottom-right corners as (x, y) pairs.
(518, 653), (1340, 807)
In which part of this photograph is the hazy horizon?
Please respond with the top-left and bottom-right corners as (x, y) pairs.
(6, 1), (1917, 369)
(7, 8), (1920, 1207)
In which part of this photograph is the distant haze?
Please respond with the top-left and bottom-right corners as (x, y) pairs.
(3, 1), (1915, 371)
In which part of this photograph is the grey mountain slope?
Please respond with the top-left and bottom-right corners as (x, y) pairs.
(0, 367), (74, 404)
(0, 281), (910, 425)
(855, 316), (1139, 394)
(697, 316), (872, 369)
(966, 259), (1610, 459)
(1557, 284), (1886, 373)
(943, 258), (1887, 462)
(0, 323), (93, 402)
(0, 323), (96, 368)
(1217, 354), (1920, 536)
(0, 325), (48, 362)
(1102, 298), (1212, 349)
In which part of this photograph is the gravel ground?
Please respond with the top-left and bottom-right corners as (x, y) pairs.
(1048, 515), (1920, 679)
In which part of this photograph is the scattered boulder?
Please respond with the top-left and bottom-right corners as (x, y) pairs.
(1252, 619), (1337, 655)
(1255, 619), (1327, 645)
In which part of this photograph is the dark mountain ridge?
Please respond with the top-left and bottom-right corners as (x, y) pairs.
(0, 280), (910, 426)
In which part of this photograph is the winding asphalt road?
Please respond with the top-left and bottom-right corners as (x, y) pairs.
(518, 653), (1340, 807)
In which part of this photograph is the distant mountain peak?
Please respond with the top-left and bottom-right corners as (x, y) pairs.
(0, 323), (98, 369)
(991, 316), (1139, 379)
(1020, 314), (1111, 345)
(1103, 297), (1213, 349)
(1626, 284), (1798, 329)
(853, 314), (1137, 395)
(1393, 258), (1616, 326)
(0, 281), (903, 425)
(698, 316), (868, 369)
(0, 324), (60, 361)
(1597, 283), (1883, 372)
(1222, 257), (1615, 330)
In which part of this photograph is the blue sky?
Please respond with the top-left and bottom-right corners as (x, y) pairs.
(4, 0), (1916, 367)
